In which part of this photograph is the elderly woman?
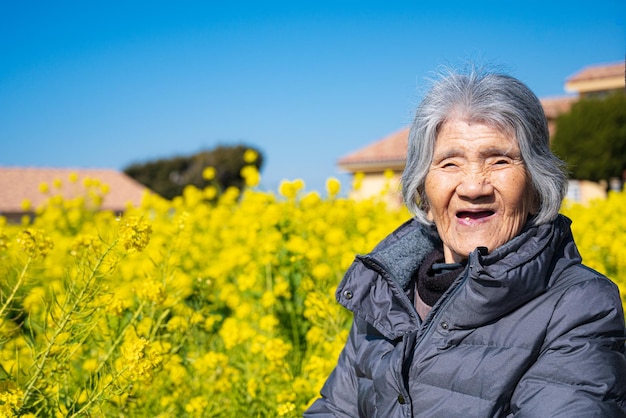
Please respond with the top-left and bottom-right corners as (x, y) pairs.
(305, 67), (626, 417)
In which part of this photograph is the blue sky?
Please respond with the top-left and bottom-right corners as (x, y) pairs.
(1, 1), (624, 193)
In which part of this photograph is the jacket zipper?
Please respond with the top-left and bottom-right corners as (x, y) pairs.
(411, 251), (475, 357)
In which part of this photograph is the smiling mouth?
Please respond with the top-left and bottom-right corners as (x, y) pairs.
(457, 210), (495, 221)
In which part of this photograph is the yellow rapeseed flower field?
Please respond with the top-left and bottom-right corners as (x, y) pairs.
(0, 164), (624, 417)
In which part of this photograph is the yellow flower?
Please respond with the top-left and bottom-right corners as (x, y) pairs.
(277, 402), (296, 416)
(261, 291), (277, 308)
(299, 192), (319, 210)
(247, 378), (258, 398)
(273, 279), (291, 299)
(264, 338), (291, 364)
(259, 314), (279, 332)
(0, 230), (10, 252)
(166, 316), (189, 332)
(219, 318), (255, 349)
(243, 149), (259, 163)
(185, 396), (209, 415)
(279, 179), (305, 199)
(312, 263), (332, 280)
(190, 311), (204, 325)
(204, 185), (217, 200)
(103, 294), (128, 316)
(220, 186), (240, 204)
(119, 328), (161, 382)
(193, 351), (229, 374)
(0, 381), (24, 416)
(22, 287), (46, 314)
(138, 280), (166, 304)
(276, 389), (296, 403)
(21, 199), (32, 211)
(0, 319), (17, 338)
(202, 166), (216, 180)
(82, 358), (99, 373)
(306, 326), (325, 345)
(204, 314), (222, 331)
(39, 182), (49, 193)
(136, 317), (154, 337)
(240, 165), (261, 187)
(163, 356), (187, 386)
(70, 234), (102, 257)
(326, 177), (341, 198)
(16, 228), (54, 258)
(383, 168), (395, 179)
(353, 171), (365, 191)
(118, 216), (152, 253)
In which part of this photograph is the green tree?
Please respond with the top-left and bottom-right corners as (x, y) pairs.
(551, 92), (626, 182)
(123, 144), (264, 199)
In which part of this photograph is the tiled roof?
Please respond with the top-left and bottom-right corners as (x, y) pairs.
(337, 127), (409, 172)
(565, 61), (625, 94)
(0, 167), (150, 214)
(566, 61), (625, 83)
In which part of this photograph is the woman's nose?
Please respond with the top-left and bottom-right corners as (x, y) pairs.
(456, 169), (494, 199)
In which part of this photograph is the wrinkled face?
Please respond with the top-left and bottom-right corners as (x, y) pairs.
(424, 118), (534, 263)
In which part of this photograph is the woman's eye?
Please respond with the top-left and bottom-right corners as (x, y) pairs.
(494, 159), (509, 165)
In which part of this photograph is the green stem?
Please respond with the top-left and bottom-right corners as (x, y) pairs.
(0, 257), (32, 320)
(94, 300), (147, 375)
(64, 298), (147, 415)
(67, 366), (126, 417)
(21, 242), (115, 409)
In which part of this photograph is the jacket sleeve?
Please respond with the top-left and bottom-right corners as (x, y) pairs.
(509, 276), (626, 417)
(304, 318), (362, 417)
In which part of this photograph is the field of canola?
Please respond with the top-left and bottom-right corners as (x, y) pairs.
(1, 162), (625, 417)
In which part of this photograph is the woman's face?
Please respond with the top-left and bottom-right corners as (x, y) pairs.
(424, 118), (534, 263)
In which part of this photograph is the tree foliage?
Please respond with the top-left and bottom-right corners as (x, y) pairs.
(551, 92), (626, 182)
(123, 144), (264, 199)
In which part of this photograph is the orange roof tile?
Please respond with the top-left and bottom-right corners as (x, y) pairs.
(0, 167), (150, 214)
(566, 61), (625, 83)
(337, 127), (409, 172)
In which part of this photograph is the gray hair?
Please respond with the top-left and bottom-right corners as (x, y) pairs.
(401, 66), (568, 226)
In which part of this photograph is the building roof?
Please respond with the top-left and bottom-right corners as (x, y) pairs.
(0, 166), (150, 215)
(337, 127), (409, 173)
(565, 61), (625, 94)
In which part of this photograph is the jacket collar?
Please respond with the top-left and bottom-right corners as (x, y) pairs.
(336, 218), (436, 338)
(337, 215), (581, 338)
(446, 214), (581, 329)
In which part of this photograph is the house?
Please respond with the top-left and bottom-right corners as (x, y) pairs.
(337, 61), (626, 204)
(565, 61), (626, 98)
(337, 127), (408, 205)
(0, 167), (151, 223)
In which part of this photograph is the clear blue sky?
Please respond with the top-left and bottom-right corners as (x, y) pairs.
(1, 1), (624, 193)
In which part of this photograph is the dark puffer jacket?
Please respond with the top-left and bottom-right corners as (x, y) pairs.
(305, 215), (626, 417)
